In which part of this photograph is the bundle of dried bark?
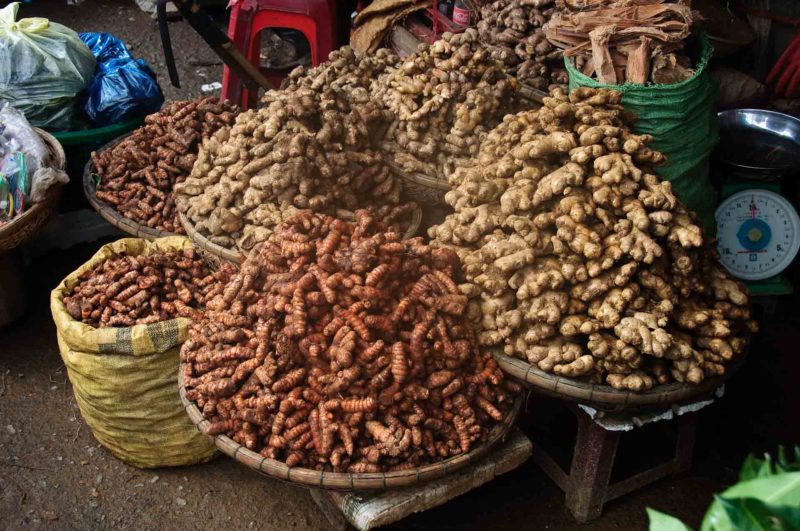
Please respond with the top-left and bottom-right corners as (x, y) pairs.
(545, 0), (697, 84)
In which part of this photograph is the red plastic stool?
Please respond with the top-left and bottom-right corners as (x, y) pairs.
(222, 0), (337, 109)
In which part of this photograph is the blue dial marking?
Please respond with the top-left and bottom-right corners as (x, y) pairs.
(736, 218), (771, 251)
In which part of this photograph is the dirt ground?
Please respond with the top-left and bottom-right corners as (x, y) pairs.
(3, 1), (800, 530)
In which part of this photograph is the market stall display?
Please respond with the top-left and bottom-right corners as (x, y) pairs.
(545, 0), (696, 85)
(430, 87), (757, 392)
(181, 210), (520, 479)
(477, 0), (567, 91)
(176, 47), (415, 253)
(374, 29), (517, 182)
(86, 97), (238, 237)
(51, 237), (231, 468)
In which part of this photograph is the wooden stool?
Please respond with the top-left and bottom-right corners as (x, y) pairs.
(311, 428), (532, 530)
(532, 403), (699, 523)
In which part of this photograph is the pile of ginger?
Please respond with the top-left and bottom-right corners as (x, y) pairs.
(372, 29), (518, 180)
(477, 0), (567, 91)
(181, 211), (518, 472)
(430, 87), (756, 392)
(176, 47), (409, 252)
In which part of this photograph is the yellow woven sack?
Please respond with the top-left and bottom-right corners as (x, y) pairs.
(50, 237), (216, 468)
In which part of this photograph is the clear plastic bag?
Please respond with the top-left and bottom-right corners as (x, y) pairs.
(0, 2), (96, 130)
(0, 105), (69, 211)
(80, 32), (164, 127)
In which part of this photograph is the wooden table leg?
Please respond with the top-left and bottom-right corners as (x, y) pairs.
(673, 411), (698, 478)
(565, 410), (621, 523)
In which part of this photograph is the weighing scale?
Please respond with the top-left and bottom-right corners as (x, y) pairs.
(715, 109), (800, 296)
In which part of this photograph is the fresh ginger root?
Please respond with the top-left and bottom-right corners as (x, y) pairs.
(430, 87), (755, 390)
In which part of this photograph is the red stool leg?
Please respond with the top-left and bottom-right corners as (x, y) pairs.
(221, 2), (251, 107)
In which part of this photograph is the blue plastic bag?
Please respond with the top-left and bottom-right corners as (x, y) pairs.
(81, 32), (134, 63)
(80, 32), (164, 127)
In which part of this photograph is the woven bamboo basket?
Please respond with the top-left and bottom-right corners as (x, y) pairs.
(83, 134), (179, 241)
(0, 129), (66, 253)
(517, 83), (548, 105)
(389, 162), (449, 207)
(179, 206), (423, 268)
(179, 211), (243, 266)
(495, 351), (737, 412)
(179, 365), (521, 490)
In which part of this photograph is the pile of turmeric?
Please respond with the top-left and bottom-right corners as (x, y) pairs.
(63, 248), (235, 327)
(182, 211), (517, 472)
(91, 98), (238, 234)
(176, 48), (412, 252)
(430, 87), (756, 391)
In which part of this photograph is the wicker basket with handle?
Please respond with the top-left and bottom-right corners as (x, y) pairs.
(0, 129), (66, 253)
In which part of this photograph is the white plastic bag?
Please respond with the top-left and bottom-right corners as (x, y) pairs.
(0, 2), (95, 130)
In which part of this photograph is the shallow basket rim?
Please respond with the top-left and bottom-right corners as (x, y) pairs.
(179, 206), (423, 267)
(83, 133), (180, 241)
(179, 364), (522, 491)
(179, 211), (243, 265)
(494, 350), (737, 411)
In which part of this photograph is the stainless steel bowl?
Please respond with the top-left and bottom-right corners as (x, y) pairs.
(717, 109), (800, 177)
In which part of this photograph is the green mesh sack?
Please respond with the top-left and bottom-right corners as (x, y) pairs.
(566, 34), (718, 233)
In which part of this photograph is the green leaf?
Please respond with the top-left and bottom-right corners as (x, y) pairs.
(91, 172), (101, 187)
(740, 455), (766, 482)
(647, 508), (693, 531)
(716, 496), (800, 531)
(702, 472), (800, 531)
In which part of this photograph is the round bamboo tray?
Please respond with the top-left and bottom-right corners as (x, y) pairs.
(495, 351), (736, 412)
(179, 206), (423, 268)
(179, 211), (243, 266)
(179, 366), (521, 490)
(0, 129), (66, 253)
(83, 134), (179, 241)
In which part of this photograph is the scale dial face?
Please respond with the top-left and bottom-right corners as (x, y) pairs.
(716, 189), (800, 281)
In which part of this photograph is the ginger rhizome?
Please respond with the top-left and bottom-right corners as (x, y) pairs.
(62, 248), (235, 327)
(181, 211), (518, 472)
(477, 0), (567, 90)
(92, 98), (238, 233)
(430, 87), (757, 391)
(372, 29), (518, 180)
(176, 48), (413, 252)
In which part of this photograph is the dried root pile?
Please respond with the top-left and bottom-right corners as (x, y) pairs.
(176, 48), (411, 252)
(92, 98), (238, 233)
(63, 249), (235, 327)
(373, 29), (518, 179)
(430, 87), (756, 392)
(545, 0), (696, 84)
(477, 0), (567, 90)
(181, 211), (518, 472)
